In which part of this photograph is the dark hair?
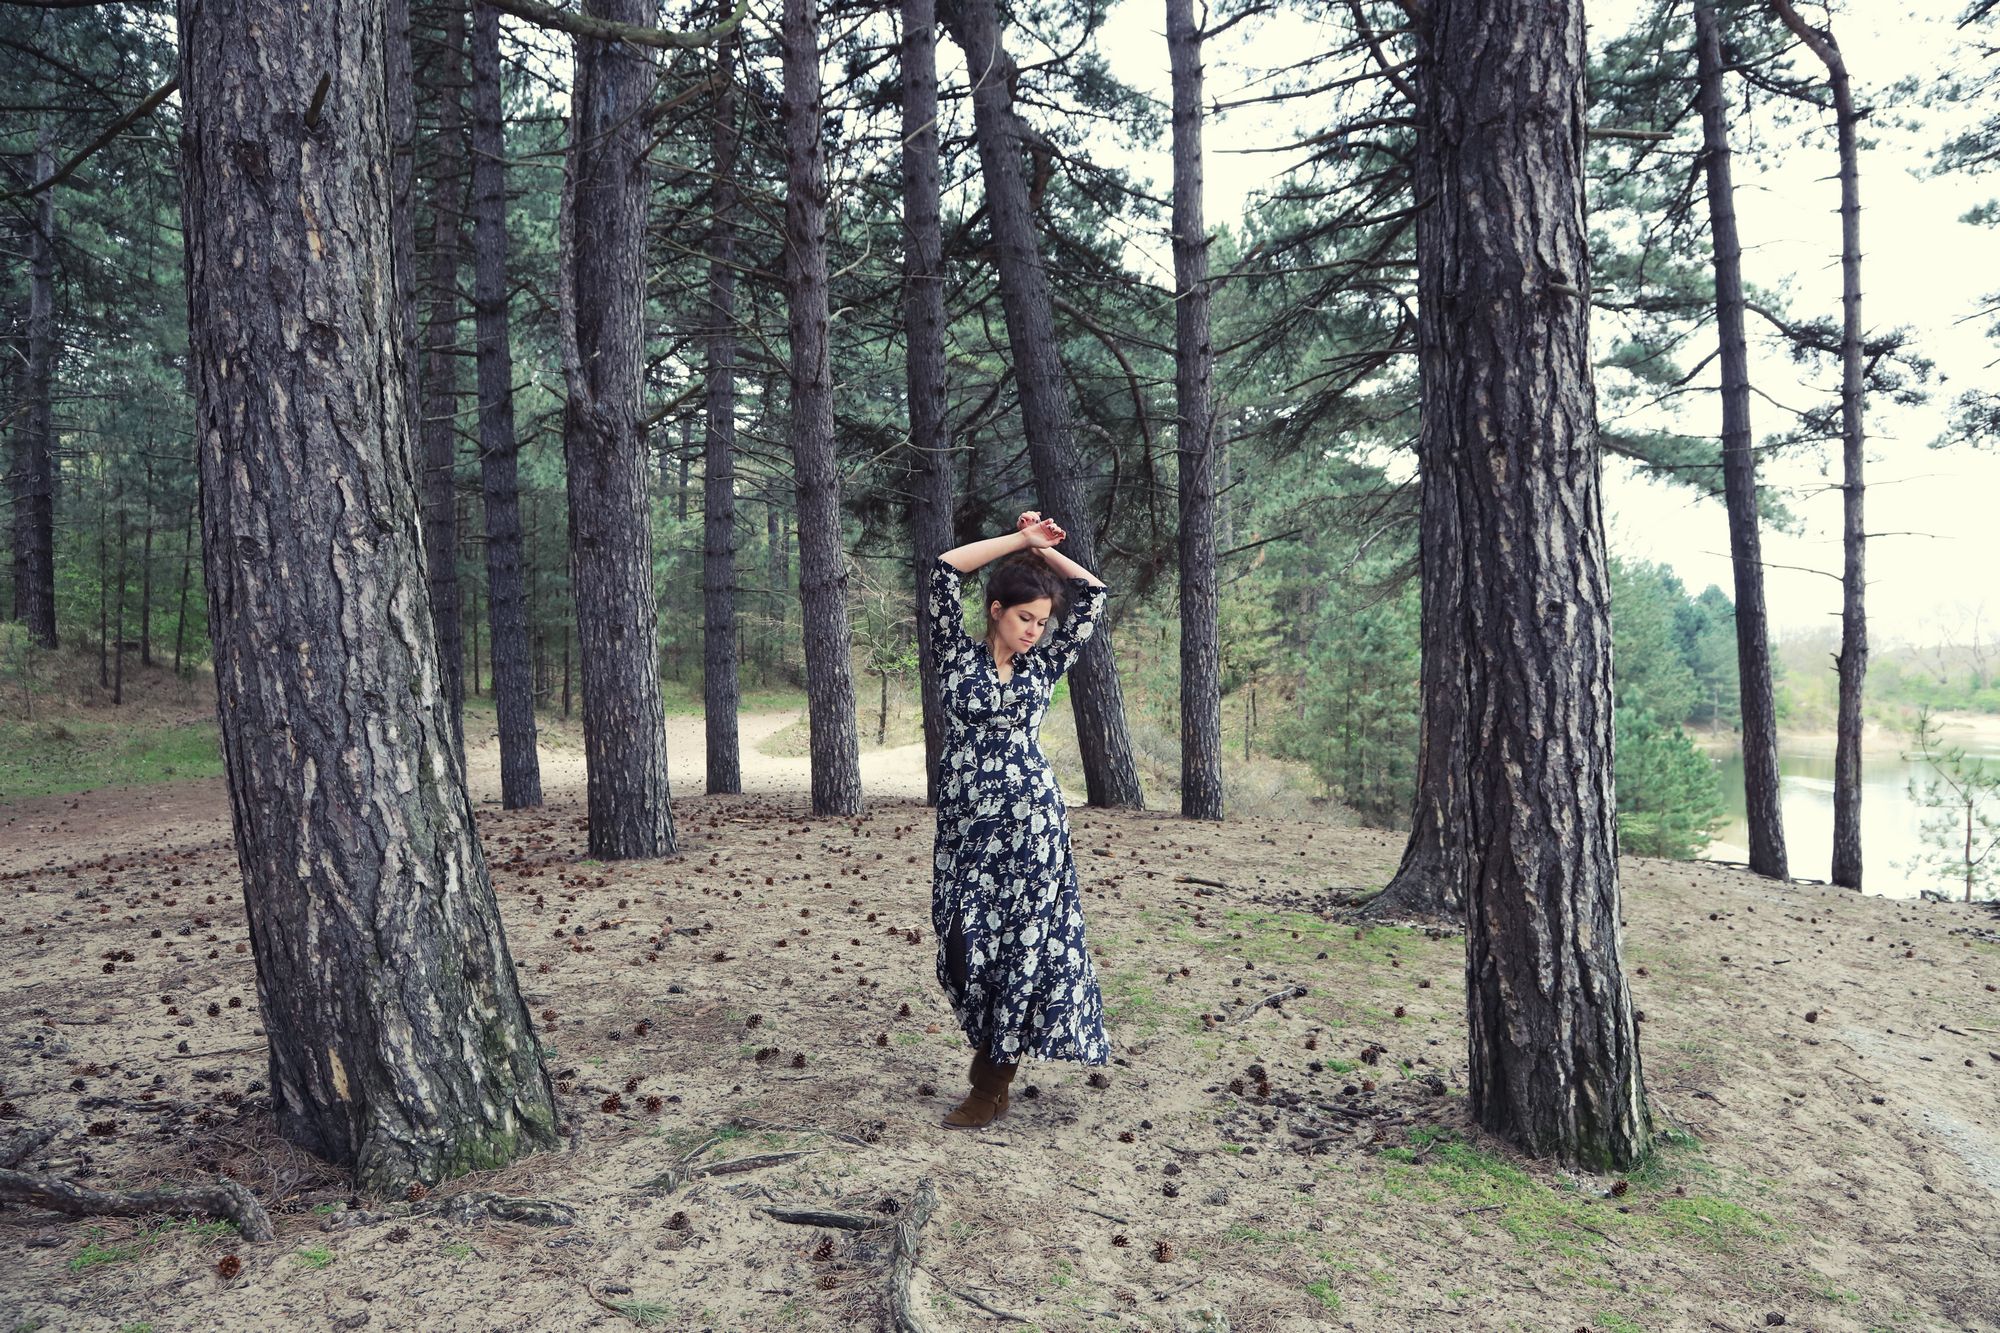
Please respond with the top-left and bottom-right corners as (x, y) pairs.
(981, 554), (1070, 639)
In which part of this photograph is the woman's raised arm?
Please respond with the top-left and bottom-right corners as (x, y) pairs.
(940, 516), (1061, 573)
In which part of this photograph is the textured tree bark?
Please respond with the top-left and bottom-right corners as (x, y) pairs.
(780, 0), (864, 817)
(703, 25), (742, 796)
(420, 0), (469, 760)
(177, 0), (560, 1191)
(471, 0), (543, 809)
(1167, 0), (1223, 823)
(902, 0), (954, 808)
(562, 0), (679, 857)
(1696, 1), (1788, 883)
(13, 115), (58, 649)
(1421, 0), (1652, 1169)
(940, 0), (1143, 809)
(1770, 0), (1865, 890)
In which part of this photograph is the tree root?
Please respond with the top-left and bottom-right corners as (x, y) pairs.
(0, 1123), (63, 1170)
(436, 1191), (577, 1227)
(0, 1166), (275, 1242)
(886, 1176), (939, 1333)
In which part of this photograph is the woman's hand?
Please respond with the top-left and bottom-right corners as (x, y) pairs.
(1020, 516), (1065, 550)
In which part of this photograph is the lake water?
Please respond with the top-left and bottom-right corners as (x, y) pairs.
(1705, 731), (2000, 899)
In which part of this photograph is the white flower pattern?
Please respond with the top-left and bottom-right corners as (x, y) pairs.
(925, 554), (1111, 1067)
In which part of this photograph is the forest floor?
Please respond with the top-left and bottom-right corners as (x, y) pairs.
(0, 706), (1996, 1333)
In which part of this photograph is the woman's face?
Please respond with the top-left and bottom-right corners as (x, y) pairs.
(989, 596), (1054, 654)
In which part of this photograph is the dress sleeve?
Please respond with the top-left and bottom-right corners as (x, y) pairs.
(925, 554), (975, 670)
(1038, 576), (1110, 681)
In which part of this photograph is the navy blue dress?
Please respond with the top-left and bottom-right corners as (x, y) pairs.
(925, 554), (1112, 1067)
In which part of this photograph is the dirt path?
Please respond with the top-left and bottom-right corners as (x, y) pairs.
(1, 718), (1996, 1332)
(0, 710), (931, 878)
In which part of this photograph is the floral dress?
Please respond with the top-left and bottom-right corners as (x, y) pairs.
(925, 554), (1112, 1068)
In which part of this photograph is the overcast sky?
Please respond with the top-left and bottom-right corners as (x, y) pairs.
(1083, 0), (1999, 649)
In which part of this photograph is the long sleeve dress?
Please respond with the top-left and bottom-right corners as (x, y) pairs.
(924, 554), (1113, 1068)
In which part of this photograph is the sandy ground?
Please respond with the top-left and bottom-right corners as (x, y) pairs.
(1, 712), (1997, 1332)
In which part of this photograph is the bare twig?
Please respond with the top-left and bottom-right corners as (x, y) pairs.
(912, 1259), (1032, 1323)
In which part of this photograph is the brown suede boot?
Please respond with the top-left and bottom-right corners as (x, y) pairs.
(966, 1052), (1012, 1119)
(942, 1051), (1017, 1129)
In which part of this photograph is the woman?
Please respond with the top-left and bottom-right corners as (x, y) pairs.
(924, 511), (1112, 1130)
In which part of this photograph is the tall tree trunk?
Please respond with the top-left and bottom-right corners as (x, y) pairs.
(1422, 0), (1651, 1169)
(177, 0), (558, 1189)
(422, 0), (470, 761)
(941, 0), (1143, 810)
(389, 0), (420, 457)
(902, 0), (954, 807)
(97, 476), (109, 687)
(112, 479), (127, 706)
(561, 0), (679, 858)
(139, 458), (155, 666)
(469, 579), (481, 696)
(1362, 458), (1469, 922)
(172, 495), (194, 676)
(14, 115), (58, 649)
(1771, 0), (1865, 890)
(703, 27), (743, 796)
(1696, 0), (1788, 883)
(472, 1), (543, 808)
(767, 499), (786, 677)
(1167, 0), (1223, 822)
(780, 0), (864, 817)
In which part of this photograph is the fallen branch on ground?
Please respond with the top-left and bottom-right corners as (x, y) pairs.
(722, 1115), (873, 1147)
(758, 1204), (885, 1230)
(887, 1176), (940, 1333)
(643, 1148), (822, 1195)
(0, 1166), (274, 1242)
(1235, 984), (1308, 1022)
